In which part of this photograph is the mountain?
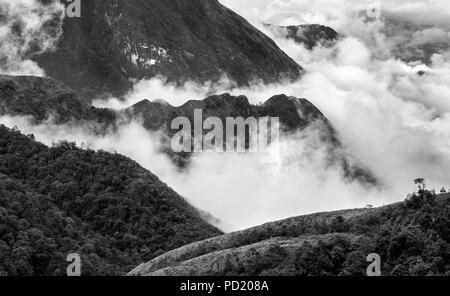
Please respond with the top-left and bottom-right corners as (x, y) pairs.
(127, 93), (334, 133)
(383, 19), (450, 65)
(33, 0), (303, 100)
(0, 75), (116, 125)
(0, 125), (222, 276)
(127, 94), (377, 184)
(0, 75), (376, 185)
(130, 192), (450, 276)
(264, 24), (339, 49)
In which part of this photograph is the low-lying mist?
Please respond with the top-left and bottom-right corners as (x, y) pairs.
(1, 0), (450, 231)
(0, 114), (392, 231)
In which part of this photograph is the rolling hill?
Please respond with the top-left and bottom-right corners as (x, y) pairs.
(130, 192), (450, 276)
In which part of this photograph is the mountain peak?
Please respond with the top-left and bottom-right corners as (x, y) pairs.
(152, 99), (172, 106)
(202, 93), (251, 110)
(34, 0), (303, 100)
(259, 94), (328, 130)
(265, 23), (339, 49)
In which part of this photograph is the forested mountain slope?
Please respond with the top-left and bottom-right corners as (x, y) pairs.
(0, 125), (222, 276)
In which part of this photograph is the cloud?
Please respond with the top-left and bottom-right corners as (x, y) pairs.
(221, 0), (450, 28)
(2, 0), (450, 231)
(74, 4), (450, 231)
(409, 28), (450, 47)
(92, 75), (237, 109)
(382, 0), (450, 27)
(94, 0), (450, 232)
(221, 0), (450, 61)
(5, 37), (450, 231)
(0, 0), (65, 75)
(0, 114), (392, 231)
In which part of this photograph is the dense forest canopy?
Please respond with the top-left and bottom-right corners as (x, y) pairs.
(0, 125), (222, 276)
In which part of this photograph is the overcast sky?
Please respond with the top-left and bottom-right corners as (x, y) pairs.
(220, 0), (450, 28)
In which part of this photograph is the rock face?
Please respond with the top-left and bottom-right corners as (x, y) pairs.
(33, 0), (303, 100)
(265, 24), (339, 49)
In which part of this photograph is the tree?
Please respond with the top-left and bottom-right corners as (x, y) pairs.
(414, 178), (426, 192)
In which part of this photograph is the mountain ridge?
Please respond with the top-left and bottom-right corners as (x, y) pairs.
(0, 74), (377, 185)
(33, 0), (304, 100)
(264, 24), (339, 49)
(129, 193), (450, 276)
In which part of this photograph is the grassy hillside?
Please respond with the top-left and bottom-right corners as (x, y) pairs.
(0, 75), (376, 185)
(0, 125), (222, 276)
(130, 192), (450, 276)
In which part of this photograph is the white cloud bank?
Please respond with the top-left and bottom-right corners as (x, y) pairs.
(0, 0), (65, 75)
(1, 0), (450, 231)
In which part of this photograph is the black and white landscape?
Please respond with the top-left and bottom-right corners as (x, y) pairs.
(0, 0), (449, 277)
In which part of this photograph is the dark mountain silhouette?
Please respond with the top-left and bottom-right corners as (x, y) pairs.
(127, 94), (377, 184)
(0, 124), (222, 276)
(130, 192), (450, 276)
(265, 24), (339, 49)
(265, 21), (447, 67)
(0, 75), (376, 184)
(33, 0), (303, 101)
(0, 75), (116, 125)
(127, 94), (333, 134)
